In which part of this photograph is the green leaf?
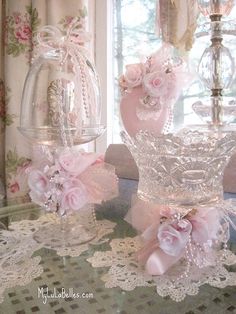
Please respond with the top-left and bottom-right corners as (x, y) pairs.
(18, 157), (29, 167)
(31, 9), (41, 32)
(25, 4), (33, 16)
(79, 6), (88, 18)
(3, 114), (15, 126)
(6, 149), (17, 163)
(31, 8), (38, 20)
(5, 149), (19, 174)
(6, 43), (21, 57)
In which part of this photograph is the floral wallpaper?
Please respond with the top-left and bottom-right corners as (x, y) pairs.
(4, 4), (41, 58)
(0, 80), (15, 132)
(6, 148), (31, 196)
(0, 0), (88, 199)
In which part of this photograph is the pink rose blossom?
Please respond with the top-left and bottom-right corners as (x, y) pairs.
(160, 207), (177, 219)
(28, 169), (49, 194)
(157, 219), (192, 256)
(63, 178), (83, 190)
(58, 150), (99, 175)
(15, 164), (31, 193)
(65, 16), (74, 25)
(15, 24), (32, 42)
(61, 183), (88, 211)
(58, 151), (82, 175)
(122, 63), (143, 88)
(13, 12), (21, 24)
(27, 147), (116, 216)
(9, 182), (20, 193)
(143, 71), (174, 98)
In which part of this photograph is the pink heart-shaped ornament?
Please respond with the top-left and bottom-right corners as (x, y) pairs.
(120, 86), (169, 137)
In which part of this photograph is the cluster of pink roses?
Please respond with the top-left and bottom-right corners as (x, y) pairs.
(5, 11), (32, 44)
(15, 24), (32, 43)
(119, 45), (189, 107)
(137, 206), (221, 276)
(28, 148), (118, 216)
(157, 207), (220, 256)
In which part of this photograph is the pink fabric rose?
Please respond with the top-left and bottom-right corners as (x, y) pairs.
(122, 63), (143, 88)
(61, 182), (89, 211)
(28, 169), (49, 194)
(58, 150), (99, 176)
(15, 24), (32, 42)
(189, 207), (220, 244)
(157, 219), (192, 256)
(143, 71), (174, 98)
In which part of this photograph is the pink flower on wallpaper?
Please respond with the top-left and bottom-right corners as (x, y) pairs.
(14, 24), (32, 43)
(9, 182), (20, 193)
(12, 12), (21, 24)
(4, 5), (41, 58)
(64, 16), (74, 26)
(13, 161), (32, 195)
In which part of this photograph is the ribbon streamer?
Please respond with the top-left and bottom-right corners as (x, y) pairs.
(36, 18), (97, 147)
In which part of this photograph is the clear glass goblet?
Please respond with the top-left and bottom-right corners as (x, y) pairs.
(18, 24), (105, 248)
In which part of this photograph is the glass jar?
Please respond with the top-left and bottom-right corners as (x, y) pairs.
(19, 31), (104, 147)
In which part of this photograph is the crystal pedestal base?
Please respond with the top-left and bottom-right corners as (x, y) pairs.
(33, 222), (97, 249)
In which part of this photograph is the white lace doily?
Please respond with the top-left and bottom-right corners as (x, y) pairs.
(87, 236), (236, 302)
(0, 229), (43, 303)
(9, 210), (116, 257)
(0, 256), (43, 302)
(0, 210), (116, 303)
(0, 229), (41, 267)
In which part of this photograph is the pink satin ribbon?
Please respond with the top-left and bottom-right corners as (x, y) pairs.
(130, 202), (222, 276)
(137, 229), (186, 276)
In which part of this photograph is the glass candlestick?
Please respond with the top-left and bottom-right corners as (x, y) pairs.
(198, 0), (235, 16)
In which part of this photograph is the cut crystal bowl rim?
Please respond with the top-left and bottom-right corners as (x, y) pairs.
(121, 128), (236, 157)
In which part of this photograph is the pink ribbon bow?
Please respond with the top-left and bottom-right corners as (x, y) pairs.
(136, 206), (221, 276)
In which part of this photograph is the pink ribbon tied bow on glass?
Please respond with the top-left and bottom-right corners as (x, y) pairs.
(35, 18), (97, 136)
(36, 17), (91, 52)
(136, 206), (221, 276)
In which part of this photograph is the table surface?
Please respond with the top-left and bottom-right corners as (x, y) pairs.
(0, 179), (236, 314)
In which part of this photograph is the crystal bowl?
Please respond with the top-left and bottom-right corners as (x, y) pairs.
(122, 128), (236, 206)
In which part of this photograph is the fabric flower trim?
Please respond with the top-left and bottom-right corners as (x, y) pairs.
(119, 44), (190, 121)
(27, 147), (118, 216)
(137, 206), (222, 276)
